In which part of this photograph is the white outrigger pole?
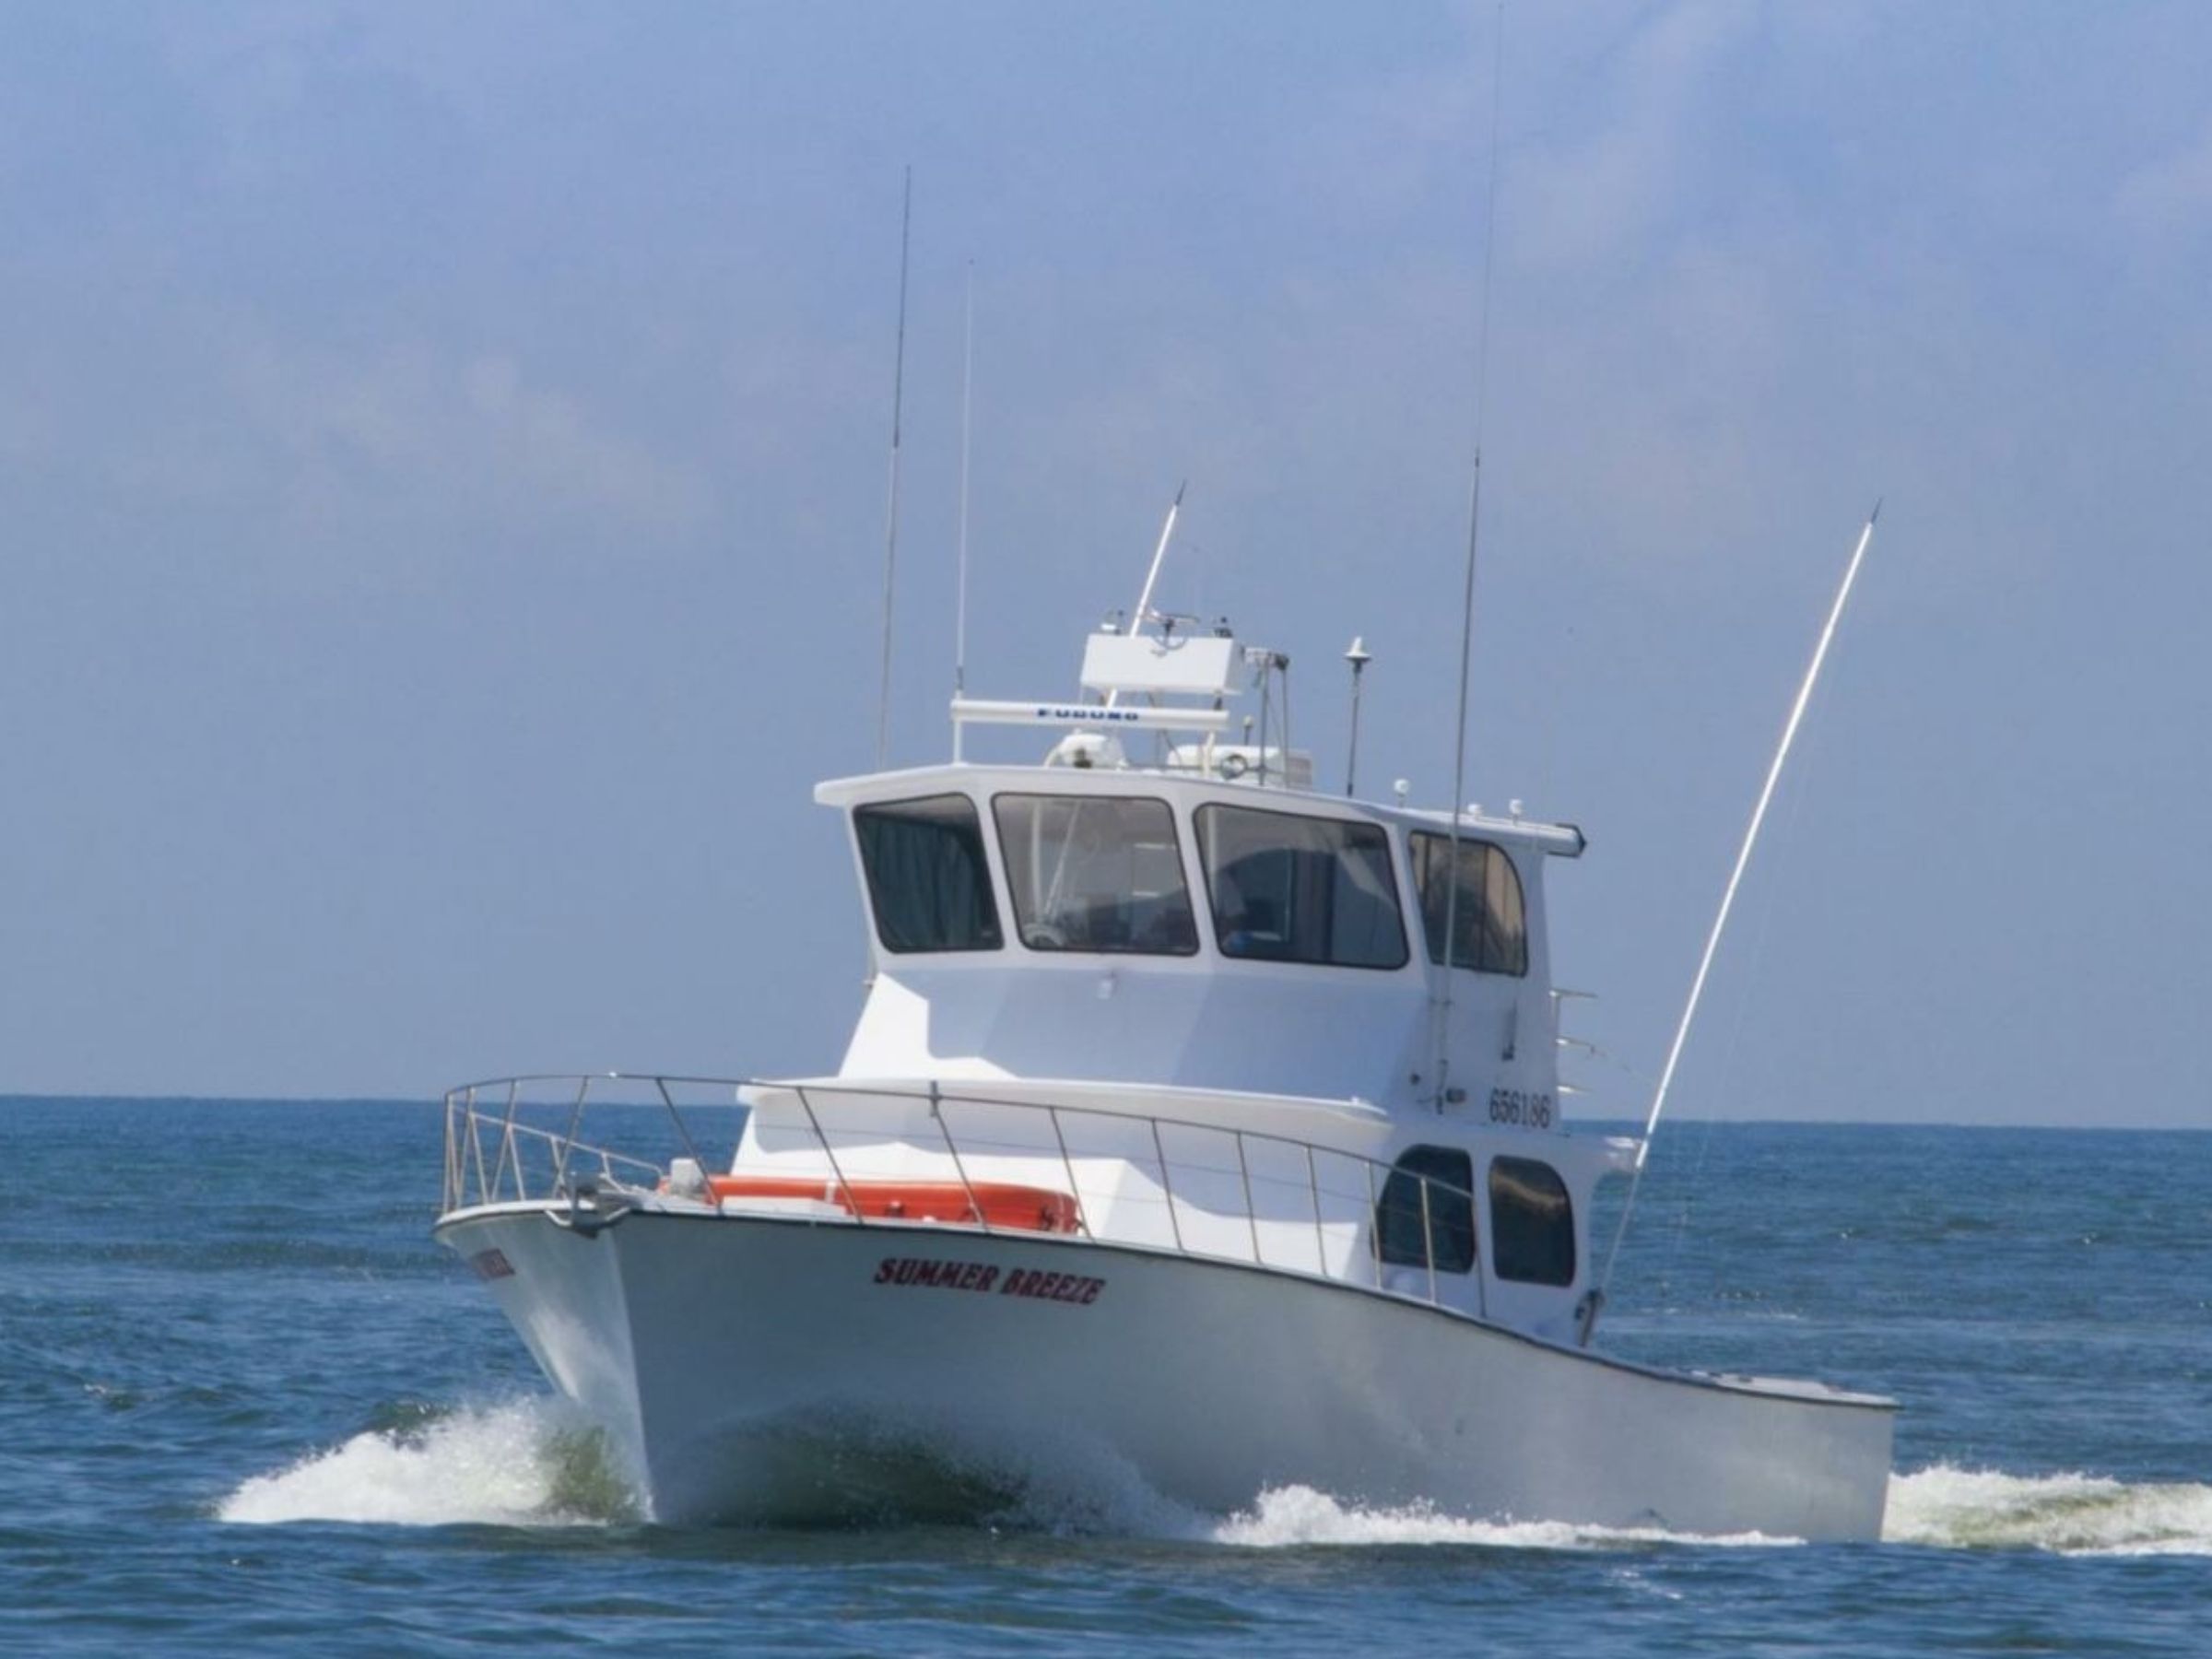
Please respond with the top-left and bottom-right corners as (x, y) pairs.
(1585, 501), (1884, 1344)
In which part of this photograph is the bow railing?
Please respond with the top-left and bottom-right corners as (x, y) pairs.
(441, 1073), (1487, 1318)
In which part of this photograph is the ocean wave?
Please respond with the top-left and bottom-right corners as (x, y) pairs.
(1882, 1465), (2212, 1557)
(217, 1400), (641, 1527)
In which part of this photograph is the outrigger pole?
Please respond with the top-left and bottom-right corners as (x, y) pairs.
(1585, 500), (1884, 1345)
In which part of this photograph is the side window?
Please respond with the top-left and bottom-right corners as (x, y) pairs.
(1374, 1146), (1477, 1275)
(1490, 1157), (1575, 1286)
(1194, 805), (1408, 969)
(853, 794), (1004, 954)
(1410, 832), (1528, 977)
(992, 794), (1199, 955)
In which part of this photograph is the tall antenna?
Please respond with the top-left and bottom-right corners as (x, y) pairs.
(952, 260), (975, 762)
(1434, 5), (1507, 1110)
(874, 166), (912, 771)
(1585, 501), (1885, 1344)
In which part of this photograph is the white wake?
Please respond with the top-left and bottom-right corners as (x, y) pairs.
(1207, 1470), (2212, 1557)
(217, 1404), (2212, 1556)
(1881, 1465), (2212, 1557)
(1206, 1483), (1793, 1549)
(218, 1401), (641, 1526)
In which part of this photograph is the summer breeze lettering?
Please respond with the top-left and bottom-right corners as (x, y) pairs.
(873, 1257), (1106, 1305)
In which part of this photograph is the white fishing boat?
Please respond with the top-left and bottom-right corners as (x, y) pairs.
(433, 506), (1897, 1538)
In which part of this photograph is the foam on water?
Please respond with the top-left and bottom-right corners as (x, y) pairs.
(218, 1400), (641, 1527)
(1882, 1465), (2212, 1557)
(1218, 1473), (2212, 1557)
(1206, 1485), (1794, 1550)
(217, 1401), (2212, 1557)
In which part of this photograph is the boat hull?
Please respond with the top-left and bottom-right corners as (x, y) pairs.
(437, 1206), (1894, 1539)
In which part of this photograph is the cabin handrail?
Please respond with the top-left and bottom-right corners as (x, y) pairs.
(438, 1072), (1487, 1313)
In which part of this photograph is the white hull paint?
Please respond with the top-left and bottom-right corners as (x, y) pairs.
(439, 1204), (1894, 1540)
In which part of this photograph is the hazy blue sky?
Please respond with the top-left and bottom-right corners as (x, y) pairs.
(3, 3), (2208, 1125)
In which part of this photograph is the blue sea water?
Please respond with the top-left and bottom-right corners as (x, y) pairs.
(2, 1098), (2206, 1655)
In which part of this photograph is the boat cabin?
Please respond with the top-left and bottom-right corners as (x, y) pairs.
(748, 619), (1625, 1341)
(817, 762), (1582, 1113)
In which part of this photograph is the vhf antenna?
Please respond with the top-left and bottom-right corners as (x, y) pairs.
(1434, 4), (1506, 1112)
(874, 166), (912, 771)
(952, 261), (974, 761)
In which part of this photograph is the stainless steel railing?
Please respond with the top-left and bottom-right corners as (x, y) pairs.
(440, 1073), (1487, 1317)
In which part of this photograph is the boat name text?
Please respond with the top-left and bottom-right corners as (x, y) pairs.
(874, 1256), (1106, 1305)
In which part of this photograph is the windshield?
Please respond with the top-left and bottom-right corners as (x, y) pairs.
(992, 794), (1200, 955)
(1194, 804), (1408, 969)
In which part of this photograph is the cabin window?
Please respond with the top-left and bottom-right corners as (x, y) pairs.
(1409, 832), (1528, 977)
(1374, 1146), (1477, 1274)
(1489, 1157), (1575, 1286)
(853, 794), (1004, 954)
(991, 794), (1199, 955)
(1194, 805), (1408, 969)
